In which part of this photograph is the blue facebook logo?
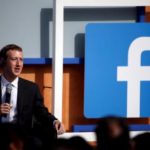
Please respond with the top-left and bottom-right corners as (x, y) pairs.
(84, 23), (150, 118)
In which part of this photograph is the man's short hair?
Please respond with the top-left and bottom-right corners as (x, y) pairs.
(0, 44), (22, 66)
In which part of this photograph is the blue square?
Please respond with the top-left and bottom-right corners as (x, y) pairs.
(84, 23), (150, 118)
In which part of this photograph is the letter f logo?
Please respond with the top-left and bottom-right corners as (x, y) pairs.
(117, 37), (150, 117)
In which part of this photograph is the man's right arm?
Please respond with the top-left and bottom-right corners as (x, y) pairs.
(33, 83), (65, 135)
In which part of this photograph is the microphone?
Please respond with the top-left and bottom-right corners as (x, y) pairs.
(3, 83), (12, 117)
(5, 83), (12, 103)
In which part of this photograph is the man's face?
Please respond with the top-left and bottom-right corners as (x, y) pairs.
(3, 50), (23, 80)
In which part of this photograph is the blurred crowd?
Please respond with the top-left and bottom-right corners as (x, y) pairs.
(0, 116), (150, 150)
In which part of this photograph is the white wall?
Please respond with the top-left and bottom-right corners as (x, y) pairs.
(0, 0), (137, 57)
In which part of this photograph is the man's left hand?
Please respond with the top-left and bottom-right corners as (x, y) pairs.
(53, 120), (65, 135)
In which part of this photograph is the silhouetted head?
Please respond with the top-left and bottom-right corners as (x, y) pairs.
(95, 116), (130, 150)
(53, 136), (93, 150)
(132, 132), (150, 150)
(0, 123), (26, 150)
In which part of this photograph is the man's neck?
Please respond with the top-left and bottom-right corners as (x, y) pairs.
(2, 73), (17, 82)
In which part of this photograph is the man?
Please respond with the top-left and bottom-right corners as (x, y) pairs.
(0, 44), (65, 149)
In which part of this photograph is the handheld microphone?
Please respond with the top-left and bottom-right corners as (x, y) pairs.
(5, 84), (12, 103)
(3, 84), (12, 117)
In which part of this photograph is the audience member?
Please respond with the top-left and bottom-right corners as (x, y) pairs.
(131, 132), (150, 150)
(95, 116), (131, 150)
(53, 136), (93, 150)
(0, 123), (25, 150)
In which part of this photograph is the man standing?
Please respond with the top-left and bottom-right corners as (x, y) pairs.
(0, 44), (65, 149)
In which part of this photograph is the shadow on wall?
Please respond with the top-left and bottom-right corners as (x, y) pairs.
(40, 8), (136, 57)
(75, 33), (85, 57)
(40, 9), (52, 57)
